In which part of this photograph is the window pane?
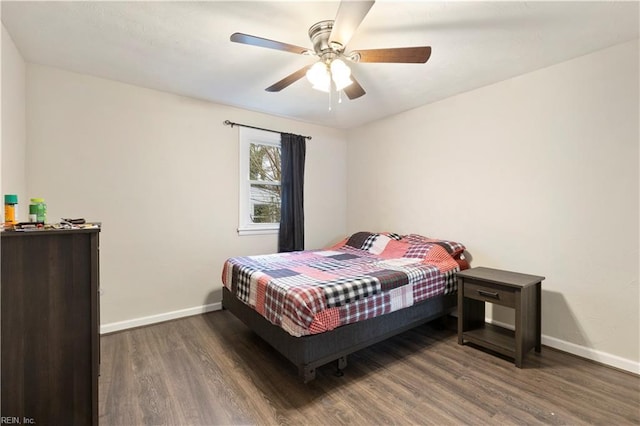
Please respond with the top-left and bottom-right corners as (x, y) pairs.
(250, 183), (281, 223)
(239, 128), (281, 234)
(250, 143), (281, 182)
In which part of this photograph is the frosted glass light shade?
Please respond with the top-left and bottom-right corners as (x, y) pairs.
(330, 59), (353, 91)
(306, 61), (330, 92)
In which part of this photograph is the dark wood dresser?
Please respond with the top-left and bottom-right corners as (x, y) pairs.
(1, 228), (100, 425)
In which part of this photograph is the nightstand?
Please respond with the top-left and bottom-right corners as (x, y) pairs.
(457, 267), (544, 367)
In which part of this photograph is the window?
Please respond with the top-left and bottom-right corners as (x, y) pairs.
(238, 127), (281, 235)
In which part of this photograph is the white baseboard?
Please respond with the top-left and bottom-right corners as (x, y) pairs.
(100, 306), (639, 375)
(100, 302), (222, 334)
(489, 319), (639, 375)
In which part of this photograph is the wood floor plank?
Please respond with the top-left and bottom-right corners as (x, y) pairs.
(99, 311), (640, 425)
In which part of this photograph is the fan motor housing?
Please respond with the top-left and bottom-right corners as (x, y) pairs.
(309, 20), (343, 57)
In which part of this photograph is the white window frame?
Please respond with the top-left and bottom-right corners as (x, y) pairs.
(238, 127), (281, 236)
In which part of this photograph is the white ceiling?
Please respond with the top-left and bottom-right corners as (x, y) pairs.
(2, 1), (638, 129)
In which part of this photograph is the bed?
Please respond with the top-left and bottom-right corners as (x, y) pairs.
(221, 231), (467, 382)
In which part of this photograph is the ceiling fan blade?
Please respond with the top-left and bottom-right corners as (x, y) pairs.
(329, 0), (375, 48)
(355, 46), (432, 63)
(343, 76), (366, 100)
(265, 64), (313, 92)
(231, 33), (309, 55)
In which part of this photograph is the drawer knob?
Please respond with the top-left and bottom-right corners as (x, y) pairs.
(477, 289), (500, 299)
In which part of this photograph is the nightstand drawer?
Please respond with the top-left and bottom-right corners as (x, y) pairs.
(463, 280), (516, 308)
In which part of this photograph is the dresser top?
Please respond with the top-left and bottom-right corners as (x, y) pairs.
(1, 226), (100, 238)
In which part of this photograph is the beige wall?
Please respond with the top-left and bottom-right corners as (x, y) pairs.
(346, 39), (639, 372)
(1, 25), (27, 208)
(25, 64), (348, 330)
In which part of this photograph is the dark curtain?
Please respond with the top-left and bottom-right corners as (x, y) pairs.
(278, 133), (306, 252)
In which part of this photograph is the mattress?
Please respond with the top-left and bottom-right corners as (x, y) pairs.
(222, 232), (465, 337)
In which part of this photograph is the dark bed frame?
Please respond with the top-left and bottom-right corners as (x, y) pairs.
(222, 287), (457, 382)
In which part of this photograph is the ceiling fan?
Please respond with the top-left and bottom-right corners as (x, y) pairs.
(230, 0), (431, 100)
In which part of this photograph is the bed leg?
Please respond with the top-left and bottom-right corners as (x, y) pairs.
(337, 355), (347, 370)
(300, 365), (316, 383)
(335, 356), (347, 377)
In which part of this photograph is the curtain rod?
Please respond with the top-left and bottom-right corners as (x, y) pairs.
(223, 120), (312, 141)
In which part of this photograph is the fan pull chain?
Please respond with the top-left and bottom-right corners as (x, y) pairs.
(328, 85), (333, 111)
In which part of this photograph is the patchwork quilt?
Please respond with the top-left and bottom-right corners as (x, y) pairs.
(222, 232), (466, 337)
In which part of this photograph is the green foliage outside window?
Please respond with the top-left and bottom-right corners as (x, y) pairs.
(249, 143), (281, 224)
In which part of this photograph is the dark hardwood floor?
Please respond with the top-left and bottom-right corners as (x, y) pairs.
(99, 311), (640, 425)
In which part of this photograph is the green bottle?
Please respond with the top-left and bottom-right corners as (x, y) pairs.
(30, 198), (47, 223)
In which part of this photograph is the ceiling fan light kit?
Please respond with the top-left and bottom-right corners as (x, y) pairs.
(306, 58), (353, 93)
(230, 0), (431, 102)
